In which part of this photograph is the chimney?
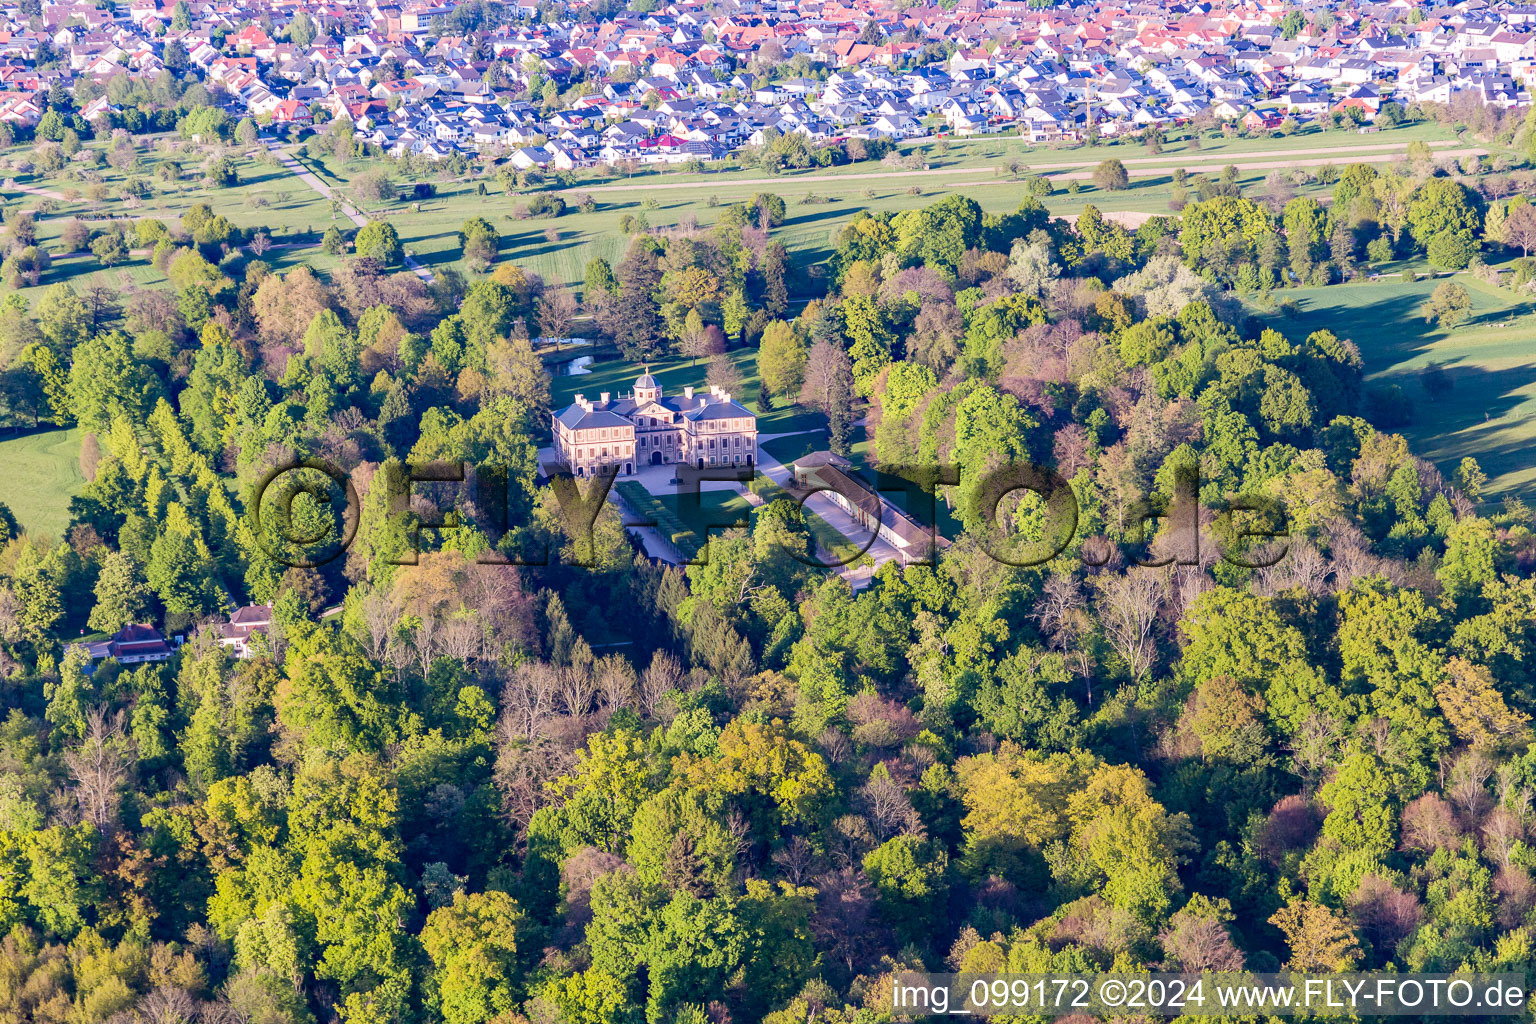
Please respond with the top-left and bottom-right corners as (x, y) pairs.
(574, 393), (585, 405)
(600, 391), (610, 404)
(684, 386), (694, 400)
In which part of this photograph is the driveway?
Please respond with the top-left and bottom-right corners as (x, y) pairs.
(751, 433), (902, 585)
(270, 144), (436, 284)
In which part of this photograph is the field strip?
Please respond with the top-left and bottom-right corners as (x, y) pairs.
(954, 146), (1491, 186)
(562, 140), (1476, 193)
(7, 181), (67, 200)
(1104, 138), (1464, 167)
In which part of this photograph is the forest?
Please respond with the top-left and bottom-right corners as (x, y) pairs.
(0, 141), (1534, 1024)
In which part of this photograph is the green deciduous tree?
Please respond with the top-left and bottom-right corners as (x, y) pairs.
(891, 194), (982, 278)
(421, 890), (525, 1024)
(863, 833), (949, 940)
(67, 330), (162, 433)
(88, 549), (149, 633)
(35, 283), (89, 354)
(354, 221), (403, 266)
(289, 10), (316, 46)
(146, 506), (220, 618)
(756, 320), (806, 401)
(1092, 158), (1129, 191)
(1407, 178), (1481, 251)
(460, 217), (500, 267)
(46, 644), (94, 740)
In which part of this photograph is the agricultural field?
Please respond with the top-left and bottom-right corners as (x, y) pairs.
(0, 426), (87, 539)
(1258, 273), (1536, 499)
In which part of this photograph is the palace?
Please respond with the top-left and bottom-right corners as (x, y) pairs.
(551, 369), (758, 477)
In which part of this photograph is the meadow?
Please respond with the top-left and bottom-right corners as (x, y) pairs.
(2, 144), (345, 303)
(0, 427), (87, 539)
(297, 123), (1461, 290)
(0, 119), (1478, 300)
(1257, 273), (1536, 499)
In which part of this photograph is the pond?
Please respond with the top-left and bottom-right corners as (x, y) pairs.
(557, 355), (594, 375)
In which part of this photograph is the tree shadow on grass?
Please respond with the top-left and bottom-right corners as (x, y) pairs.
(1456, 305), (1534, 331)
(238, 169), (292, 187)
(1373, 360), (1536, 492)
(782, 206), (853, 230)
(413, 247), (464, 269)
(1272, 285), (1443, 368)
(505, 228), (585, 260)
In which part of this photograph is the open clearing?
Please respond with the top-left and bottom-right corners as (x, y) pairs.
(1256, 275), (1536, 499)
(0, 427), (87, 539)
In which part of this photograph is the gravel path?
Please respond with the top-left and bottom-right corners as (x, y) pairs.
(269, 144), (437, 284)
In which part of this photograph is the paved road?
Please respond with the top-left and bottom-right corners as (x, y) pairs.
(269, 145), (436, 284)
(563, 139), (1476, 193)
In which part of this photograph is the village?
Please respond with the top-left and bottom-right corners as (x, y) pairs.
(0, 0), (1529, 166)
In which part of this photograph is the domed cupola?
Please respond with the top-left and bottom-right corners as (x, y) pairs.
(634, 367), (661, 403)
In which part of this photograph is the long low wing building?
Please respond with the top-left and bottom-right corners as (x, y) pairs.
(791, 451), (946, 566)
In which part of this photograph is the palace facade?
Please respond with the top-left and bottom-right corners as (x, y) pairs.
(551, 370), (758, 477)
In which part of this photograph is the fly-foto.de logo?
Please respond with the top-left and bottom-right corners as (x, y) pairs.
(247, 457), (1290, 570)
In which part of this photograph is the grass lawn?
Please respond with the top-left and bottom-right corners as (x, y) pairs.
(1256, 273), (1536, 497)
(0, 427), (87, 539)
(760, 432), (828, 466)
(276, 144), (1409, 291)
(804, 506), (868, 566)
(520, 120), (1463, 189)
